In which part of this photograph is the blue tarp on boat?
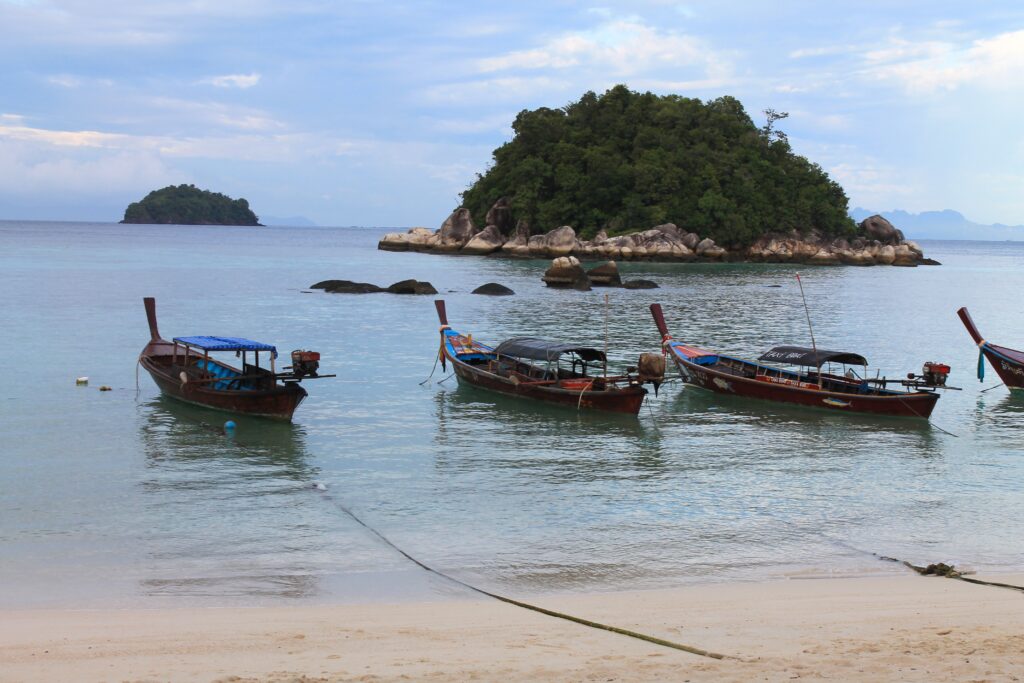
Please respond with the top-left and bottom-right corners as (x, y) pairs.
(173, 336), (278, 358)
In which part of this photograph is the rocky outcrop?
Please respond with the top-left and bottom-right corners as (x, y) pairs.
(587, 261), (622, 286)
(378, 205), (933, 266)
(542, 256), (590, 290)
(861, 214), (904, 245)
(461, 225), (505, 255)
(485, 197), (515, 235)
(529, 225), (578, 257)
(436, 208), (476, 252)
(472, 282), (515, 296)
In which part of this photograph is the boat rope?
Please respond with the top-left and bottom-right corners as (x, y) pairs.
(869, 553), (1024, 594)
(753, 509), (1024, 595)
(437, 372), (455, 384)
(981, 382), (1005, 393)
(893, 395), (959, 437)
(576, 379), (595, 410)
(311, 487), (730, 660)
(420, 343), (442, 385)
(644, 395), (661, 434)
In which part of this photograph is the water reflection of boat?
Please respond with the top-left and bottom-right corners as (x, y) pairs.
(136, 396), (321, 600)
(432, 387), (668, 480)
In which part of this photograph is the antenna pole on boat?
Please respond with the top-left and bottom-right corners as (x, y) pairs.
(796, 274), (822, 388)
(604, 293), (609, 380)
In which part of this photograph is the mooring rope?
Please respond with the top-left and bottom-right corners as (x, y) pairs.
(420, 344), (442, 385)
(312, 487), (730, 660)
(894, 395), (959, 437)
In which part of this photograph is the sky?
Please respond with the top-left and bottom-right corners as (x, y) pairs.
(2, 1), (1024, 227)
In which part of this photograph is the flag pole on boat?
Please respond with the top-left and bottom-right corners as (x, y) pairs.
(796, 273), (822, 389)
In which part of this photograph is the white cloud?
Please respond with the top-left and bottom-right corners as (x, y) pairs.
(200, 73), (262, 89)
(476, 19), (729, 81)
(861, 29), (1024, 94)
(421, 76), (570, 105)
(144, 97), (285, 131)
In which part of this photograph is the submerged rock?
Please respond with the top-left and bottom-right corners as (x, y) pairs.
(472, 282), (515, 296)
(316, 280), (384, 294)
(386, 279), (437, 295)
(622, 279), (659, 289)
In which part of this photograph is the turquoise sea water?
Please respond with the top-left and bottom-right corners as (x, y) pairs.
(1, 220), (1022, 608)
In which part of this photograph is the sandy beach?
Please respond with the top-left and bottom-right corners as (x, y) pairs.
(3, 573), (1022, 682)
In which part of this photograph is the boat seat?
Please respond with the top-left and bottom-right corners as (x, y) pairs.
(195, 359), (244, 390)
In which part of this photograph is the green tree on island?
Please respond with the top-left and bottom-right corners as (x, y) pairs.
(122, 184), (261, 226)
(460, 85), (856, 247)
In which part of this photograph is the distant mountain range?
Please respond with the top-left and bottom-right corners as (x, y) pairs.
(850, 208), (1024, 241)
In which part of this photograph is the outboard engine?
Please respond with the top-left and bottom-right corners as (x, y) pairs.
(289, 350), (321, 378)
(906, 361), (951, 388)
(921, 361), (950, 387)
(637, 352), (666, 395)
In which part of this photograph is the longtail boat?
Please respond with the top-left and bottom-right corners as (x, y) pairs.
(957, 307), (1024, 390)
(650, 303), (954, 419)
(434, 300), (663, 414)
(139, 297), (332, 420)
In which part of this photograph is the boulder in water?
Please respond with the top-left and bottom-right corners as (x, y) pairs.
(386, 279), (438, 294)
(472, 283), (515, 296)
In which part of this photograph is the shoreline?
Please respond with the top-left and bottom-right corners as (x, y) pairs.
(4, 574), (1022, 682)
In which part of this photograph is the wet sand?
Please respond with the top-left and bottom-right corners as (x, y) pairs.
(2, 574), (1022, 682)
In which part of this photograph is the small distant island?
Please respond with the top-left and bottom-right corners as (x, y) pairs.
(381, 86), (932, 266)
(121, 184), (261, 226)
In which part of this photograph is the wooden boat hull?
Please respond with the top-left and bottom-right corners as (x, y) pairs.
(957, 307), (1024, 390)
(140, 345), (306, 420)
(140, 301), (307, 421)
(667, 351), (938, 418)
(649, 303), (940, 419)
(449, 355), (647, 414)
(432, 302), (647, 415)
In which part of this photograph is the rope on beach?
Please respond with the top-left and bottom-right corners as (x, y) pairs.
(872, 555), (1024, 594)
(752, 510), (1024, 595)
(314, 488), (731, 660)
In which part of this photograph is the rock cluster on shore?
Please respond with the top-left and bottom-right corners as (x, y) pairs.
(379, 202), (936, 267)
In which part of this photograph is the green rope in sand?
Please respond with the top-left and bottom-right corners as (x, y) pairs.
(315, 488), (730, 660)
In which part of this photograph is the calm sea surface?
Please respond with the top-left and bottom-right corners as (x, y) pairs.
(1, 220), (1022, 608)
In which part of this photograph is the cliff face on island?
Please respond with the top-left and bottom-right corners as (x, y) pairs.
(378, 204), (934, 267)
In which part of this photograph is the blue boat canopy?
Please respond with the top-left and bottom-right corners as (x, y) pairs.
(173, 336), (277, 358)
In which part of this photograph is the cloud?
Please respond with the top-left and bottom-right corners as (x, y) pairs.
(200, 73), (262, 89)
(143, 97), (285, 131)
(476, 19), (729, 80)
(861, 29), (1024, 94)
(421, 76), (570, 105)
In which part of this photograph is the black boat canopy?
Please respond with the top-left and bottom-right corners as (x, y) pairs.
(758, 346), (868, 366)
(494, 337), (606, 363)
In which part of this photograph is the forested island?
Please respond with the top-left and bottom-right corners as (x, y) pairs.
(121, 185), (261, 226)
(381, 86), (931, 266)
